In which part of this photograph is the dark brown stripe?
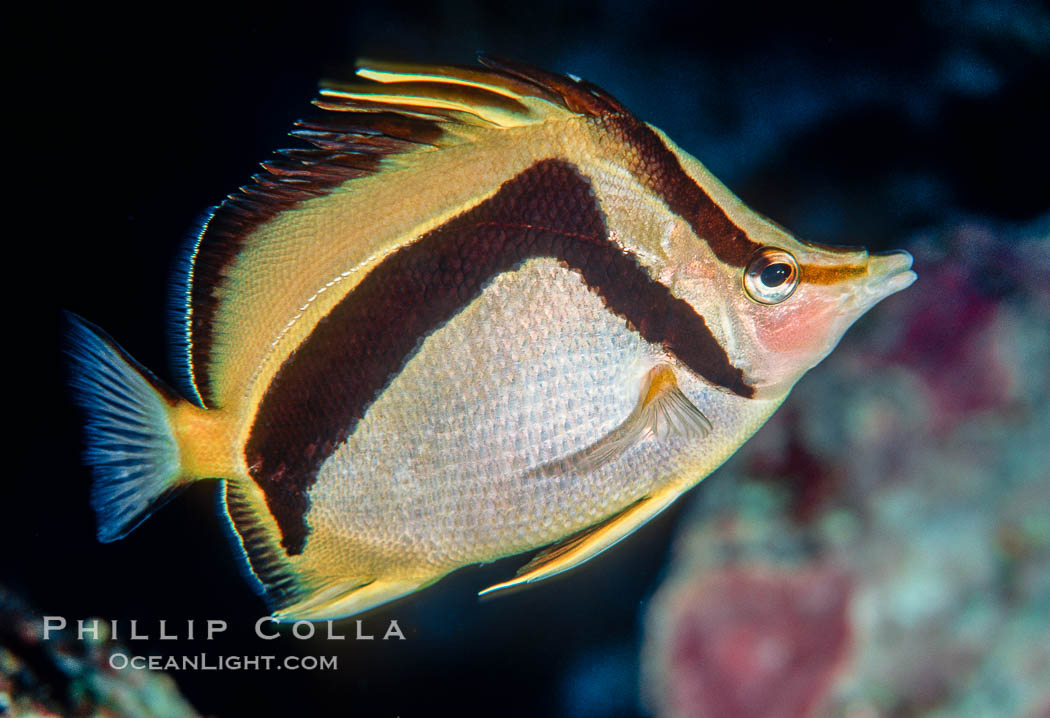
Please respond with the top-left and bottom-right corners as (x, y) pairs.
(245, 159), (753, 555)
(474, 59), (768, 269)
(603, 115), (762, 268)
(477, 54), (631, 117)
(187, 110), (444, 407)
(187, 59), (769, 407)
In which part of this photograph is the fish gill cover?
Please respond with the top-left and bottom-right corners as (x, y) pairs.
(8, 1), (1050, 717)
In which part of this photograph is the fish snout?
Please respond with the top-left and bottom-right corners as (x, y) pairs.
(860, 249), (917, 304)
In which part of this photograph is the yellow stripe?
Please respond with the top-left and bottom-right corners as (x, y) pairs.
(355, 67), (526, 101)
(319, 88), (528, 128)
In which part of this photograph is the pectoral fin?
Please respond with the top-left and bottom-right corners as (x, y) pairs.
(478, 490), (680, 597)
(575, 364), (713, 472)
(480, 365), (709, 597)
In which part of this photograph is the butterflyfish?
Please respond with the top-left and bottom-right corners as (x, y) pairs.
(66, 56), (916, 620)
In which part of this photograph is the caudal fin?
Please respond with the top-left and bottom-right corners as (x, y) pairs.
(65, 312), (189, 542)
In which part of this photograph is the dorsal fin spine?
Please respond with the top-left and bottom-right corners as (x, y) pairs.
(355, 66), (527, 101)
(181, 57), (634, 408)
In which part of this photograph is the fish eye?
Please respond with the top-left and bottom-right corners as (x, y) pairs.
(743, 248), (800, 304)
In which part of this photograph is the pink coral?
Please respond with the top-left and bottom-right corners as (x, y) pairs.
(650, 565), (852, 718)
(874, 226), (1035, 434)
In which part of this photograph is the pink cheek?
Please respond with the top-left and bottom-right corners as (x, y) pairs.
(754, 300), (839, 355)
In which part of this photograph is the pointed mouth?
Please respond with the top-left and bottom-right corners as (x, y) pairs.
(862, 249), (917, 302)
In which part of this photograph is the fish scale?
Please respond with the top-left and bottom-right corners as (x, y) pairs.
(311, 261), (650, 567)
(65, 56), (915, 619)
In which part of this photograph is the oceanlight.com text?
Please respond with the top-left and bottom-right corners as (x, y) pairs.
(108, 653), (338, 671)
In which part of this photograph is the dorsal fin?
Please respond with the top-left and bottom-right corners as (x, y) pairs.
(476, 55), (631, 117)
(174, 55), (638, 408)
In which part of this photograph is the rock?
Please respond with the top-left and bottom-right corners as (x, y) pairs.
(0, 585), (199, 718)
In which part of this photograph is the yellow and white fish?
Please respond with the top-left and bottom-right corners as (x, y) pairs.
(66, 56), (915, 621)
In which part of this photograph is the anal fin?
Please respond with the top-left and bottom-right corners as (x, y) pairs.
(478, 491), (679, 597)
(220, 479), (311, 611)
(274, 578), (428, 621)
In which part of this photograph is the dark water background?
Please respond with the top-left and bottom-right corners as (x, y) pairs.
(6, 1), (1048, 716)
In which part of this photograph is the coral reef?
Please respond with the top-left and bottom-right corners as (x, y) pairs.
(643, 220), (1050, 718)
(646, 564), (852, 718)
(0, 586), (199, 718)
